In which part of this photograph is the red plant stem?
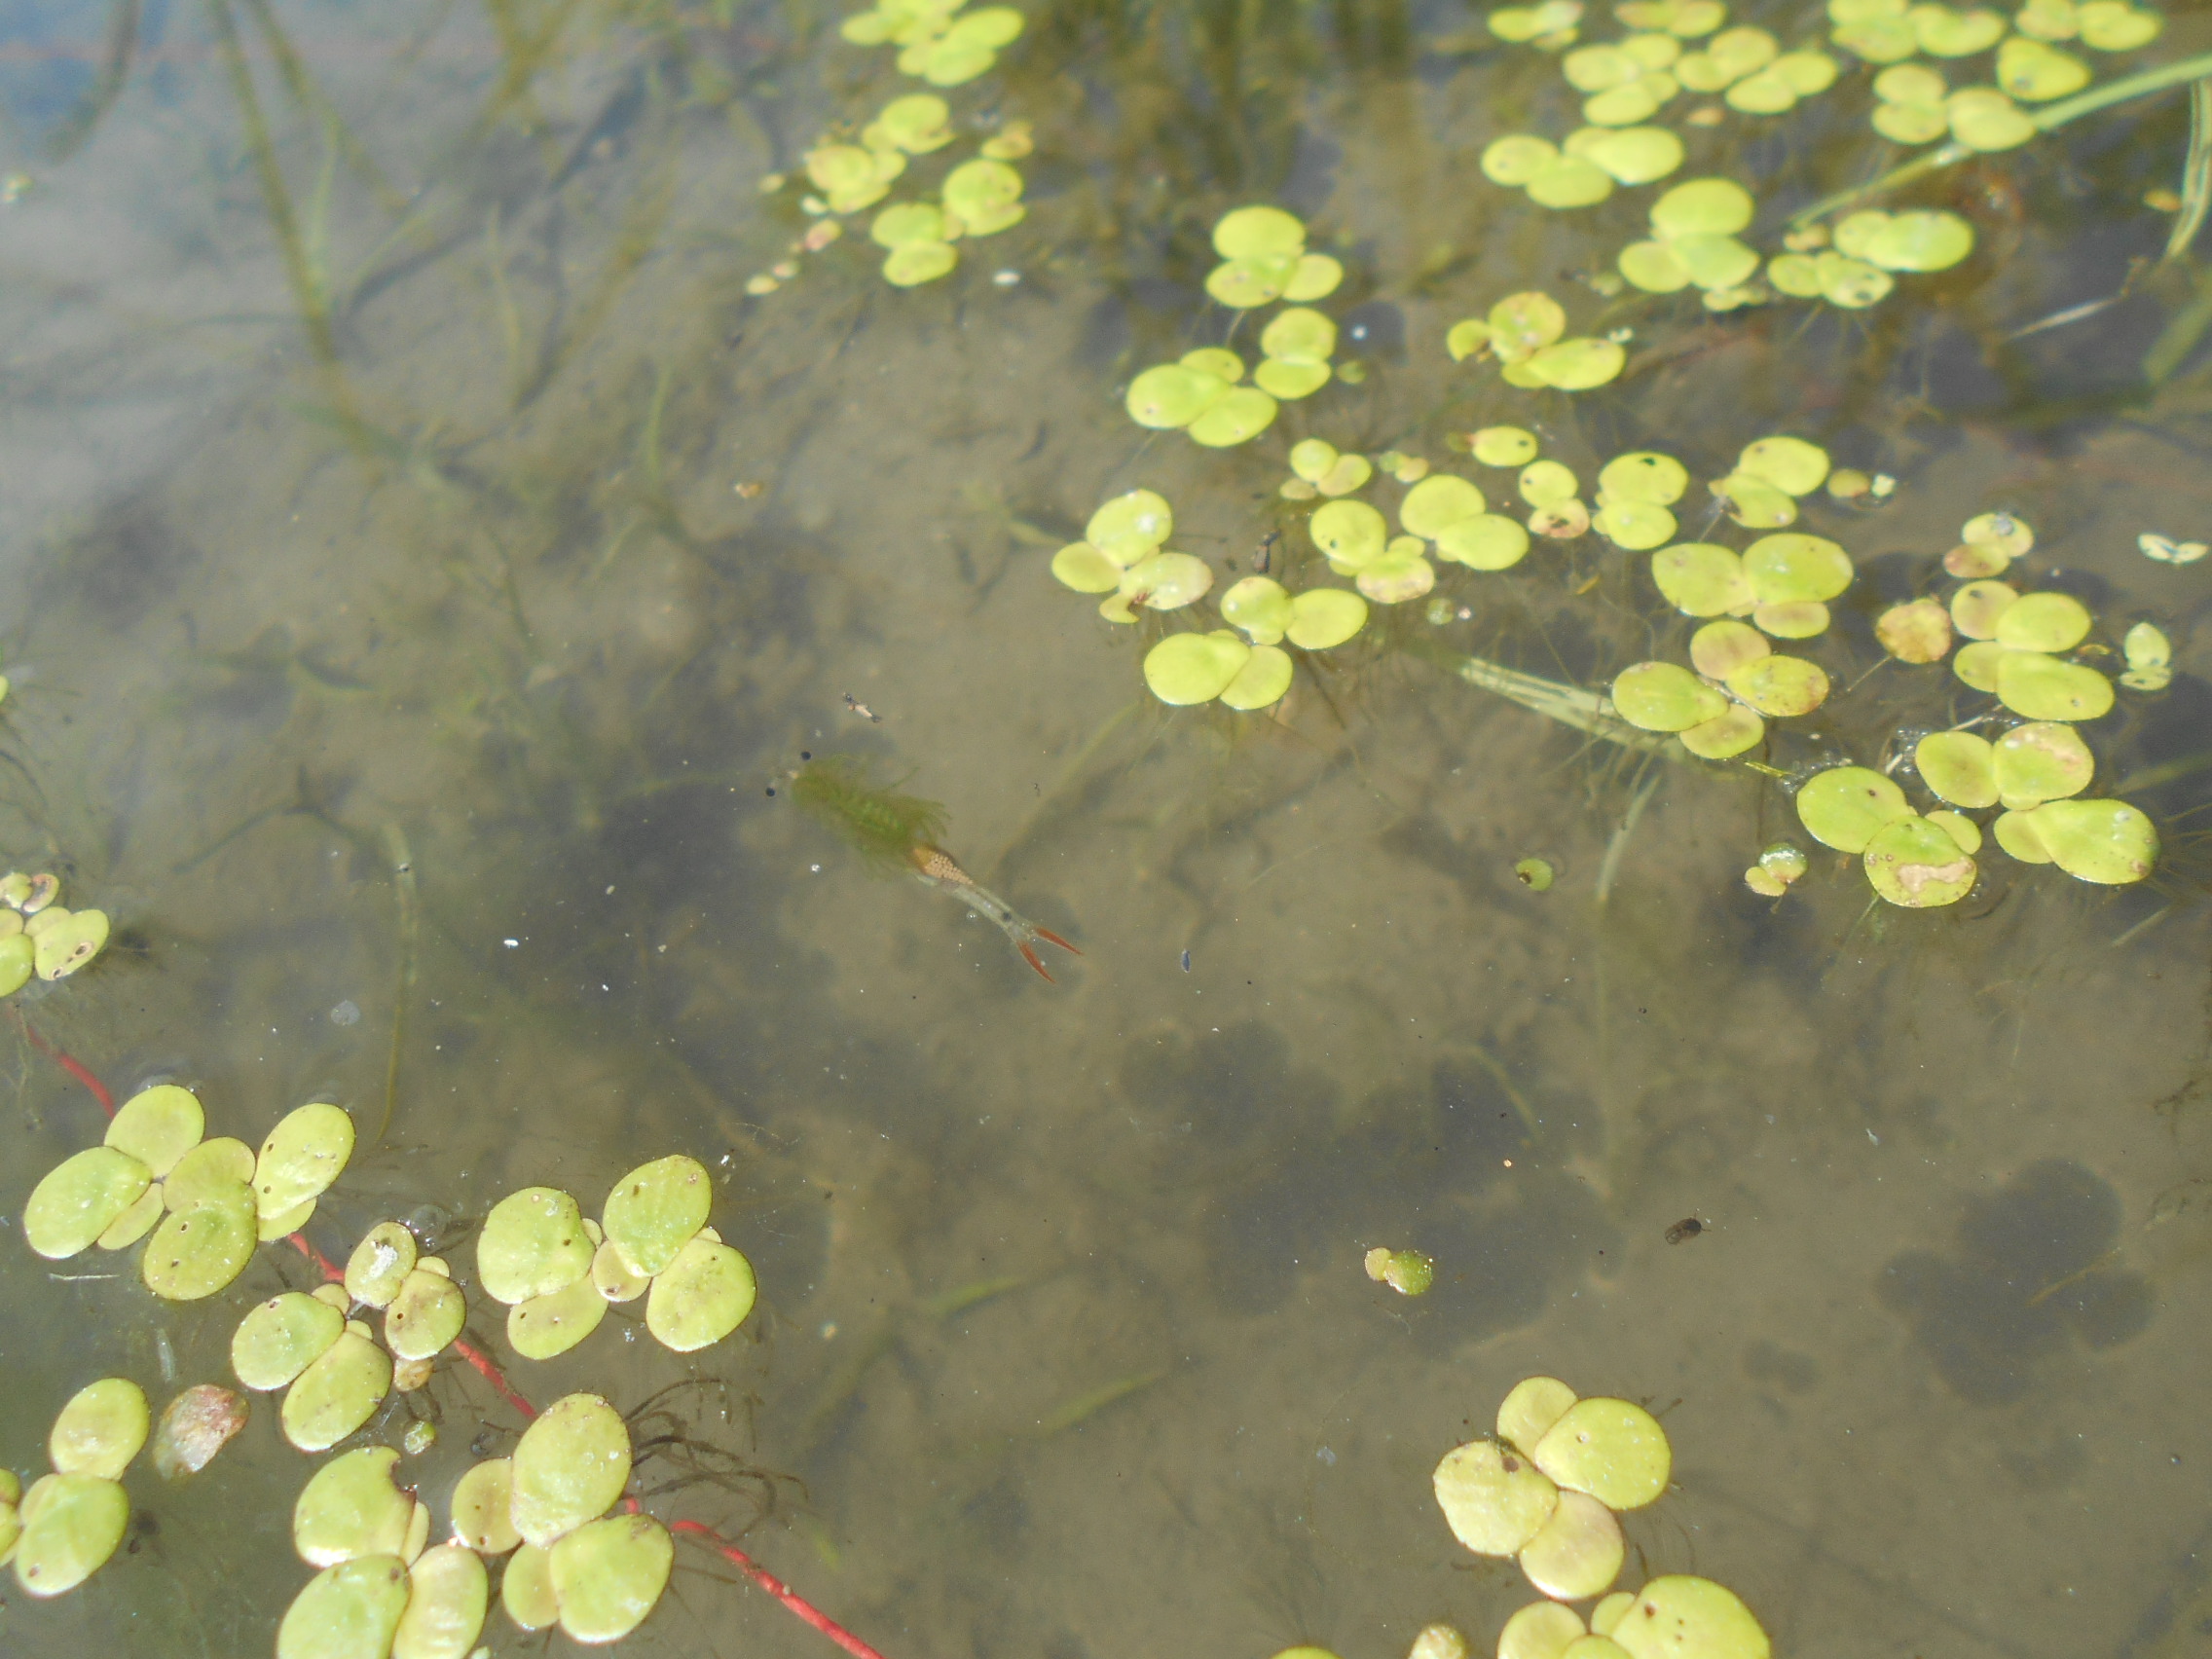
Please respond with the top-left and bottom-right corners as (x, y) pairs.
(283, 1233), (538, 1420)
(17, 1013), (114, 1116)
(670, 1520), (897, 1659)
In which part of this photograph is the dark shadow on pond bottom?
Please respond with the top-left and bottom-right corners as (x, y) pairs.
(1877, 1159), (2153, 1405)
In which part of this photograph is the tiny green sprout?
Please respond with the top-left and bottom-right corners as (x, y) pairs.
(2120, 621), (2173, 690)
(979, 119), (1033, 160)
(1744, 841), (1809, 897)
(50, 1379), (149, 1482)
(1514, 857), (1556, 891)
(1471, 425), (1540, 466)
(1745, 531), (1854, 612)
(511, 1393), (633, 1549)
(2077, 0), (2163, 50)
(2139, 533), (2209, 564)
(14, 1473), (130, 1598)
(1610, 1577), (1771, 1659)
(1878, 600), (1954, 662)
(1797, 765), (1914, 853)
(1363, 1245), (1436, 1293)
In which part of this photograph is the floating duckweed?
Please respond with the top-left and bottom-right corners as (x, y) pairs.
(1744, 532), (1854, 608)
(503, 1542), (560, 1631)
(1651, 176), (1753, 238)
(1472, 426), (1540, 467)
(1219, 645), (1297, 711)
(1995, 650), (2115, 721)
(644, 1233), (758, 1353)
(2020, 797), (2157, 882)
(1189, 386), (1280, 446)
(143, 1181), (258, 1302)
(2014, 0), (2079, 39)
(1736, 435), (1830, 498)
(1609, 1576), (1770, 1659)
(2077, 0), (2163, 50)
(1438, 514), (1534, 569)
(1998, 34), (2092, 97)
(870, 202), (945, 248)
(1600, 451), (1690, 505)
(1361, 1244), (1437, 1294)
(1204, 204), (1323, 309)
(1914, 3), (2009, 55)
(1872, 61), (1951, 142)
(164, 1135), (253, 1209)
(1652, 542), (1752, 615)
(941, 157), (1025, 235)
(1499, 1602), (1591, 1659)
(1875, 599), (1951, 663)
(1051, 543), (1120, 594)
(1725, 49), (1840, 114)
(838, 0), (1025, 86)
(1144, 634), (1248, 705)
(510, 1274), (611, 1361)
(254, 1102), (355, 1221)
(49, 1379), (148, 1482)
(1496, 1377), (1579, 1452)
(804, 144), (900, 214)
(151, 1383), (247, 1481)
(1612, 662), (1728, 731)
(276, 1556), (412, 1659)
(477, 1187), (594, 1306)
(1994, 720), (2094, 807)
(510, 1393), (633, 1550)
(1690, 620), (1769, 680)
(96, 1183), (165, 1250)
(1797, 765), (1913, 852)
(1947, 85), (2039, 149)
(1401, 474), (1489, 538)
(1928, 809), (1981, 853)
(1916, 731), (1999, 807)
(1994, 591), (2091, 652)
(344, 1221), (418, 1309)
(1594, 498), (1677, 550)
(2139, 533), (2209, 564)
(393, 1543), (490, 1659)
(1578, 124), (1686, 184)
(1743, 840), (1810, 897)
(1751, 599), (1830, 639)
(549, 1513), (676, 1644)
(1313, 499), (1389, 570)
(1450, 291), (1625, 388)
(1221, 577), (1295, 645)
(1433, 1439), (1560, 1556)
(871, 92), (952, 154)
(1519, 1488), (1626, 1600)
(1863, 814), (1977, 906)
(25, 1146), (153, 1260)
(15, 1473), (129, 1597)
(2120, 620), (2173, 691)
(601, 1155), (712, 1278)
(452, 1458), (522, 1556)
(385, 1267), (467, 1362)
(1358, 539), (1437, 604)
(1519, 461), (1579, 507)
(1085, 489), (1173, 566)
(1863, 208), (1977, 271)
(1276, 589), (1367, 650)
(293, 1448), (419, 1567)
(1490, 0), (1586, 44)
(235, 1292), (345, 1390)
(883, 240), (958, 286)
(281, 1331), (392, 1454)
(1530, 1397), (1672, 1510)
(1726, 653), (1829, 718)
(106, 1085), (205, 1178)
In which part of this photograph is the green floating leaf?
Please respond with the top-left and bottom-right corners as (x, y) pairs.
(550, 1514), (676, 1644)
(276, 1556), (411, 1659)
(502, 1542), (560, 1631)
(1530, 1397), (1673, 1510)
(105, 1085), (205, 1179)
(1285, 589), (1369, 649)
(1610, 662), (1726, 732)
(1796, 766), (1912, 854)
(1433, 1440), (1559, 1556)
(1995, 652), (2114, 722)
(293, 1448), (418, 1568)
(510, 1274), (610, 1361)
(235, 1292), (346, 1391)
(386, 1268), (467, 1363)
(1609, 1575), (1770, 1659)
(510, 1394), (634, 1550)
(1863, 815), (1977, 907)
(645, 1235), (758, 1353)
(142, 1183), (258, 1302)
(451, 1458), (521, 1557)
(2023, 797), (2158, 883)
(281, 1331), (392, 1454)
(50, 1379), (148, 1482)
(345, 1222), (418, 1310)
(477, 1187), (594, 1307)
(1916, 731), (1998, 808)
(603, 1155), (713, 1278)
(14, 1473), (129, 1598)
(1994, 721), (2094, 809)
(392, 1543), (490, 1659)
(254, 1103), (356, 1221)
(25, 1146), (152, 1260)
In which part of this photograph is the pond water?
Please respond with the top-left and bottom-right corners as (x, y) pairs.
(2, 1), (2212, 1655)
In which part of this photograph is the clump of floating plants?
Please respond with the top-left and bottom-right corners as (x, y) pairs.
(1433, 1376), (1770, 1657)
(1447, 290), (1625, 389)
(0, 868), (109, 993)
(5, 1378), (147, 1596)
(839, 0), (1025, 86)
(1363, 1246), (1434, 1296)
(23, 1089), (354, 1300)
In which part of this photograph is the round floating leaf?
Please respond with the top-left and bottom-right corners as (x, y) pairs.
(1619, 240), (1692, 293)
(876, 93), (951, 153)
(1284, 253), (1344, 301)
(1876, 599), (1952, 663)
(1690, 620), (1769, 680)
(1998, 35), (2090, 99)
(1401, 476), (1487, 538)
(1253, 359), (1330, 399)
(1144, 633), (1250, 705)
(1221, 577), (1295, 645)
(1177, 348), (1243, 385)
(1864, 209), (1974, 272)
(1213, 205), (1305, 259)
(1125, 365), (1223, 429)
(1917, 732), (1999, 808)
(1206, 254), (1297, 309)
(1489, 291), (1568, 356)
(1797, 766), (1913, 853)
(1651, 543), (1751, 616)
(393, 1543), (489, 1659)
(1585, 79), (1669, 126)
(452, 1459), (522, 1556)
(294, 1448), (416, 1567)
(1611, 662), (1728, 732)
(1915, 5), (2008, 55)
(1286, 589), (1369, 649)
(2078, 0), (2163, 51)
(645, 1235), (758, 1353)
(1289, 439), (1339, 483)
(1530, 1397), (1672, 1510)
(1954, 641), (2007, 693)
(2027, 798), (2158, 883)
(1499, 1603), (1589, 1659)
(1526, 156), (1614, 207)
(152, 1384), (247, 1481)
(1993, 721), (2094, 808)
(385, 1268), (467, 1362)
(883, 240), (957, 286)
(1672, 233), (1759, 290)
(1927, 810), (1982, 854)
(142, 1184), (258, 1302)
(1994, 591), (2092, 652)
(0, 931), (32, 995)
(259, 1196), (317, 1243)
(1497, 1377), (1579, 1452)
(1519, 461), (1580, 507)
(1312, 500), (1388, 569)
(1472, 427), (1539, 467)
(1435, 515), (1531, 571)
(1996, 652), (2114, 722)
(869, 203), (944, 248)
(1598, 452), (1689, 506)
(1582, 125), (1684, 184)
(1316, 454), (1373, 496)
(1526, 338), (1625, 389)
(1121, 552), (1213, 612)
(1725, 654), (1828, 718)
(14, 1474), (128, 1597)
(1356, 544), (1435, 605)
(281, 1331), (392, 1454)
(25, 1146), (152, 1260)
(1873, 99), (1951, 142)
(235, 1293), (346, 1390)
(510, 1394), (633, 1550)
(1610, 1576), (1769, 1659)
(501, 1546), (560, 1635)
(1051, 543), (1121, 594)
(165, 1136), (255, 1209)
(345, 1222), (419, 1309)
(1813, 250), (1895, 307)
(1482, 134), (1558, 186)
(1713, 472), (1796, 529)
(276, 1556), (411, 1659)
(1863, 816), (1977, 907)
(50, 1379), (148, 1481)
(1948, 86), (2037, 149)
(1519, 1489), (1625, 1601)
(1751, 600), (1828, 640)
(106, 1086), (204, 1178)
(1529, 498), (1591, 538)
(1650, 177), (1753, 238)
(1995, 807), (2054, 863)
(1736, 436), (1828, 498)
(478, 1187), (594, 1306)
(1950, 579), (2018, 641)
(1088, 490), (1173, 564)
(1679, 704), (1766, 759)
(1432, 1441), (1561, 1556)
(1219, 644), (1296, 712)
(602, 1155), (712, 1279)
(550, 1514), (676, 1644)
(255, 1103), (356, 1220)
(33, 907), (108, 980)
(96, 1184), (164, 1251)
(1744, 534), (1852, 604)
(1594, 500), (1677, 551)
(509, 1273), (610, 1361)
(1188, 387), (1278, 447)
(1261, 307), (1337, 365)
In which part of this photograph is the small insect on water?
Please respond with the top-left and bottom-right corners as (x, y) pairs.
(1665, 1217), (1705, 1244)
(1255, 531), (1279, 573)
(842, 693), (881, 722)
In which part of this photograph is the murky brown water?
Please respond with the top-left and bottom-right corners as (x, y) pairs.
(2, 2), (2212, 1656)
